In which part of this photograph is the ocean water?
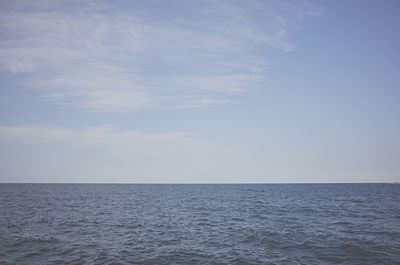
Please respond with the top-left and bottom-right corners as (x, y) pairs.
(0, 184), (399, 265)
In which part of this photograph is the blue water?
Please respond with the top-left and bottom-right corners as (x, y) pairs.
(0, 184), (399, 264)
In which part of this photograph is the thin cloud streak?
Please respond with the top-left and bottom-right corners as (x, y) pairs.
(0, 0), (321, 112)
(0, 125), (197, 147)
(0, 125), (249, 182)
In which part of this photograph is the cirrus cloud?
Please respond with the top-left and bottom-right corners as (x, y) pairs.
(0, 0), (322, 112)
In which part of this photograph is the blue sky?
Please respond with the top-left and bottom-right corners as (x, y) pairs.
(0, 0), (399, 183)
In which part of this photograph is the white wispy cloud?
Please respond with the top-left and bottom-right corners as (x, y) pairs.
(0, 125), (240, 181)
(0, 0), (321, 112)
(0, 125), (193, 147)
(0, 125), (228, 163)
(28, 64), (150, 112)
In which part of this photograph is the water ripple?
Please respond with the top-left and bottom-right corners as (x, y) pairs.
(0, 184), (399, 264)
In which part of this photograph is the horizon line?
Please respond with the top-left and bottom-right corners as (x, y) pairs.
(0, 181), (393, 184)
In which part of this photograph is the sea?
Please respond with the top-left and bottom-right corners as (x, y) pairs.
(0, 183), (399, 264)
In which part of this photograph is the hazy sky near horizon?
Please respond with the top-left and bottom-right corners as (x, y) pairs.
(0, 0), (399, 183)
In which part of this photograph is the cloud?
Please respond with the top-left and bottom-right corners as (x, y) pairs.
(0, 124), (225, 164)
(0, 125), (194, 147)
(28, 64), (151, 112)
(0, 0), (321, 112)
(0, 125), (243, 182)
(175, 74), (258, 93)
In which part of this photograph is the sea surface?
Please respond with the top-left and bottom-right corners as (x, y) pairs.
(0, 184), (399, 265)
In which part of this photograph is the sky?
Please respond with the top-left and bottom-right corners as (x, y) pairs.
(0, 0), (399, 183)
